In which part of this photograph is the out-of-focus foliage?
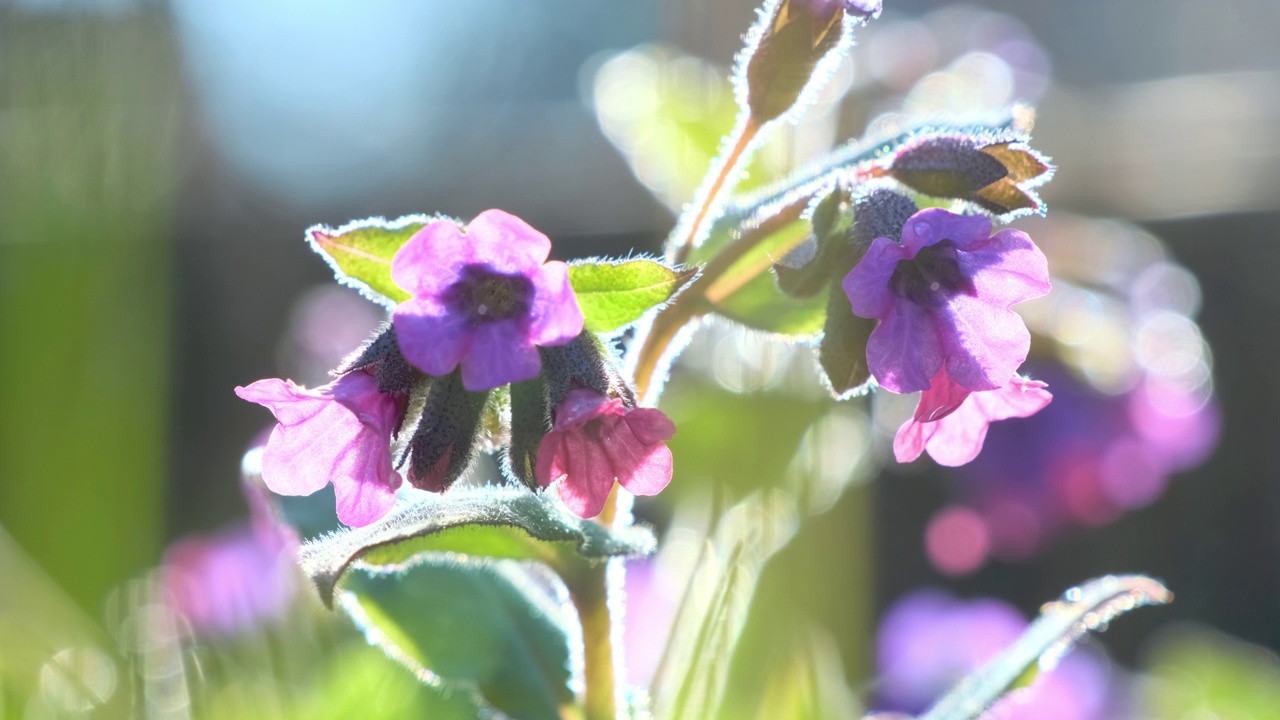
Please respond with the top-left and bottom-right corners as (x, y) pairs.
(1138, 626), (1280, 719)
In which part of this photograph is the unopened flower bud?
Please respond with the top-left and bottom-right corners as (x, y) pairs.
(339, 323), (423, 399)
(404, 369), (489, 492)
(890, 136), (1052, 216)
(742, 0), (873, 123)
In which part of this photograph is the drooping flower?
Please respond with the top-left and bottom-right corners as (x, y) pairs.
(843, 208), (1050, 394)
(894, 370), (1053, 466)
(875, 589), (1113, 719)
(235, 370), (403, 527)
(390, 209), (584, 392)
(535, 389), (676, 518)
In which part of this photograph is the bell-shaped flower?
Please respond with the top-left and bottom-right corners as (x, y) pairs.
(234, 370), (403, 527)
(536, 389), (676, 519)
(843, 208), (1050, 395)
(390, 209), (584, 392)
(894, 371), (1053, 467)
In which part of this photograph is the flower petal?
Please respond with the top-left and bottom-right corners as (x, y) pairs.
(559, 428), (614, 518)
(392, 298), (471, 378)
(843, 236), (910, 320)
(958, 228), (1051, 307)
(914, 369), (973, 422)
(461, 319), (542, 391)
(900, 209), (991, 255)
(527, 260), (584, 346)
(390, 219), (470, 298)
(866, 301), (944, 394)
(621, 407), (677, 445)
(535, 432), (566, 488)
(463, 209), (552, 274)
(936, 294), (1031, 392)
(894, 417), (938, 463)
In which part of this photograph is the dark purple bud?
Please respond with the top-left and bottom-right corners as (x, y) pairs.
(506, 377), (550, 490)
(538, 331), (628, 409)
(890, 136), (1053, 216)
(743, 0), (849, 123)
(338, 323), (423, 398)
(404, 369), (489, 492)
(849, 188), (920, 248)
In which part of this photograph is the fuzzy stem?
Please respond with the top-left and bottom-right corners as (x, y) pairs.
(670, 115), (762, 266)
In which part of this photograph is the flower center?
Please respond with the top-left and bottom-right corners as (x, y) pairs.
(887, 240), (975, 307)
(445, 264), (534, 323)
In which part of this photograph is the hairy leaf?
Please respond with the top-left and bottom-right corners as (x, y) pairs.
(569, 259), (695, 332)
(339, 560), (572, 720)
(300, 487), (655, 607)
(306, 216), (430, 307)
(918, 575), (1172, 720)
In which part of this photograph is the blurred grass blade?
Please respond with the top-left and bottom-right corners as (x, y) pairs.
(306, 216), (433, 307)
(917, 574), (1172, 720)
(569, 259), (697, 332)
(300, 487), (655, 607)
(338, 560), (572, 720)
(650, 492), (799, 720)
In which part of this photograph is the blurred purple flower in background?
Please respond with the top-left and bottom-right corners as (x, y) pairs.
(391, 209), (583, 392)
(924, 363), (1220, 574)
(235, 370), (404, 527)
(161, 479), (299, 636)
(875, 589), (1113, 719)
(844, 209), (1050, 395)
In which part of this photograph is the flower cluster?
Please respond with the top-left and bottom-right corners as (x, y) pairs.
(238, 210), (676, 524)
(783, 178), (1055, 464)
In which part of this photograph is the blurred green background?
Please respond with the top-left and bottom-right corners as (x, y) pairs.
(2, 0), (1280, 717)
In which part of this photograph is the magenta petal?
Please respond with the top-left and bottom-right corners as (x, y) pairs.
(462, 320), (542, 391)
(844, 237), (909, 320)
(527, 260), (584, 346)
(960, 228), (1051, 307)
(921, 400), (993, 467)
(617, 442), (673, 497)
(560, 430), (614, 518)
(620, 407), (677, 445)
(390, 219), (471, 298)
(333, 465), (399, 527)
(463, 209), (552, 273)
(914, 370), (973, 422)
(258, 422), (336, 496)
(393, 299), (471, 377)
(971, 377), (1053, 421)
(867, 302), (944, 394)
(937, 294), (1031, 392)
(901, 209), (991, 255)
(894, 418), (937, 463)
(535, 433), (565, 488)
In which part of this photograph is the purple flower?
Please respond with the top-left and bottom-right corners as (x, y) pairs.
(895, 370), (1053, 466)
(536, 389), (676, 518)
(390, 209), (584, 392)
(876, 589), (1113, 719)
(842, 209), (1050, 394)
(235, 370), (403, 527)
(161, 484), (299, 636)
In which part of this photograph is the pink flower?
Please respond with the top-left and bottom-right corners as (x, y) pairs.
(535, 389), (676, 518)
(161, 485), (299, 636)
(895, 371), (1053, 467)
(234, 371), (403, 527)
(842, 209), (1050, 394)
(391, 209), (584, 392)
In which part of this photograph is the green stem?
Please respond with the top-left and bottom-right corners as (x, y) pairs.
(566, 561), (616, 720)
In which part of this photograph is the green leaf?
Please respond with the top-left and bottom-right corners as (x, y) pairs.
(300, 487), (655, 608)
(339, 560), (572, 720)
(919, 575), (1172, 720)
(568, 259), (695, 332)
(305, 645), (487, 720)
(695, 215), (828, 336)
(306, 216), (431, 307)
(650, 492), (800, 720)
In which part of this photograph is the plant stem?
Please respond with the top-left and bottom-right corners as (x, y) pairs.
(567, 561), (616, 720)
(670, 115), (762, 266)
